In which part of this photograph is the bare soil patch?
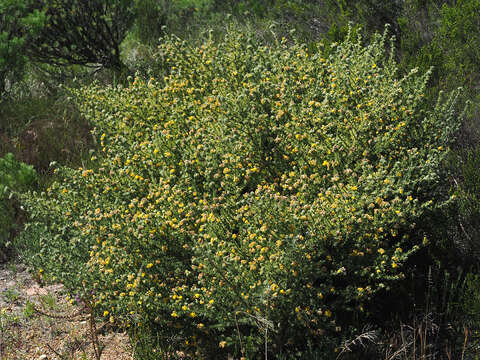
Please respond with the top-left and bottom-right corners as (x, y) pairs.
(0, 260), (133, 360)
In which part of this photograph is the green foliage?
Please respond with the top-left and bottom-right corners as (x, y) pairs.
(20, 0), (135, 72)
(23, 300), (35, 319)
(20, 26), (461, 357)
(448, 147), (480, 261)
(0, 0), (42, 96)
(0, 153), (36, 260)
(434, 0), (480, 92)
(462, 273), (480, 328)
(397, 0), (480, 96)
(0, 0), (478, 357)
(210, 0), (308, 18)
(325, 0), (403, 34)
(0, 153), (36, 191)
(134, 0), (213, 45)
(397, 0), (438, 76)
(131, 0), (331, 51)
(395, 1), (480, 266)
(1, 0), (138, 96)
(134, 0), (167, 45)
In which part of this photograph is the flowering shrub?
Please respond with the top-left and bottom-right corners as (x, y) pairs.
(21, 27), (460, 357)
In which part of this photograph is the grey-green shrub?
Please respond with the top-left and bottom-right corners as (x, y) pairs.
(21, 27), (461, 357)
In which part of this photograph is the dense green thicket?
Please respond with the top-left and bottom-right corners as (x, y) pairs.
(19, 28), (463, 358)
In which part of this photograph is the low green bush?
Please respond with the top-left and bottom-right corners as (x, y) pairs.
(21, 27), (461, 357)
(0, 153), (36, 260)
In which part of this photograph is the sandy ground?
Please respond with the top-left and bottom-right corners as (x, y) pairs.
(0, 261), (133, 360)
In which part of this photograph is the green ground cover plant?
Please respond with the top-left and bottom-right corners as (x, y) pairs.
(19, 27), (462, 358)
(0, 153), (36, 261)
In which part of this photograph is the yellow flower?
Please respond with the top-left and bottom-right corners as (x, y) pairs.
(103, 310), (109, 317)
(423, 236), (429, 245)
(219, 341), (227, 348)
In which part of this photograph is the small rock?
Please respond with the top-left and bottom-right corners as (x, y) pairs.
(25, 285), (48, 296)
(16, 264), (26, 271)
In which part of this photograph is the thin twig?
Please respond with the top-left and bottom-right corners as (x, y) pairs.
(46, 343), (63, 358)
(461, 326), (468, 360)
(33, 304), (87, 320)
(234, 312), (245, 357)
(88, 302), (102, 360)
(265, 324), (268, 360)
(336, 327), (378, 359)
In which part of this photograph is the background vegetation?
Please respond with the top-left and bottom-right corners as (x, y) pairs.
(3, 0), (480, 358)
